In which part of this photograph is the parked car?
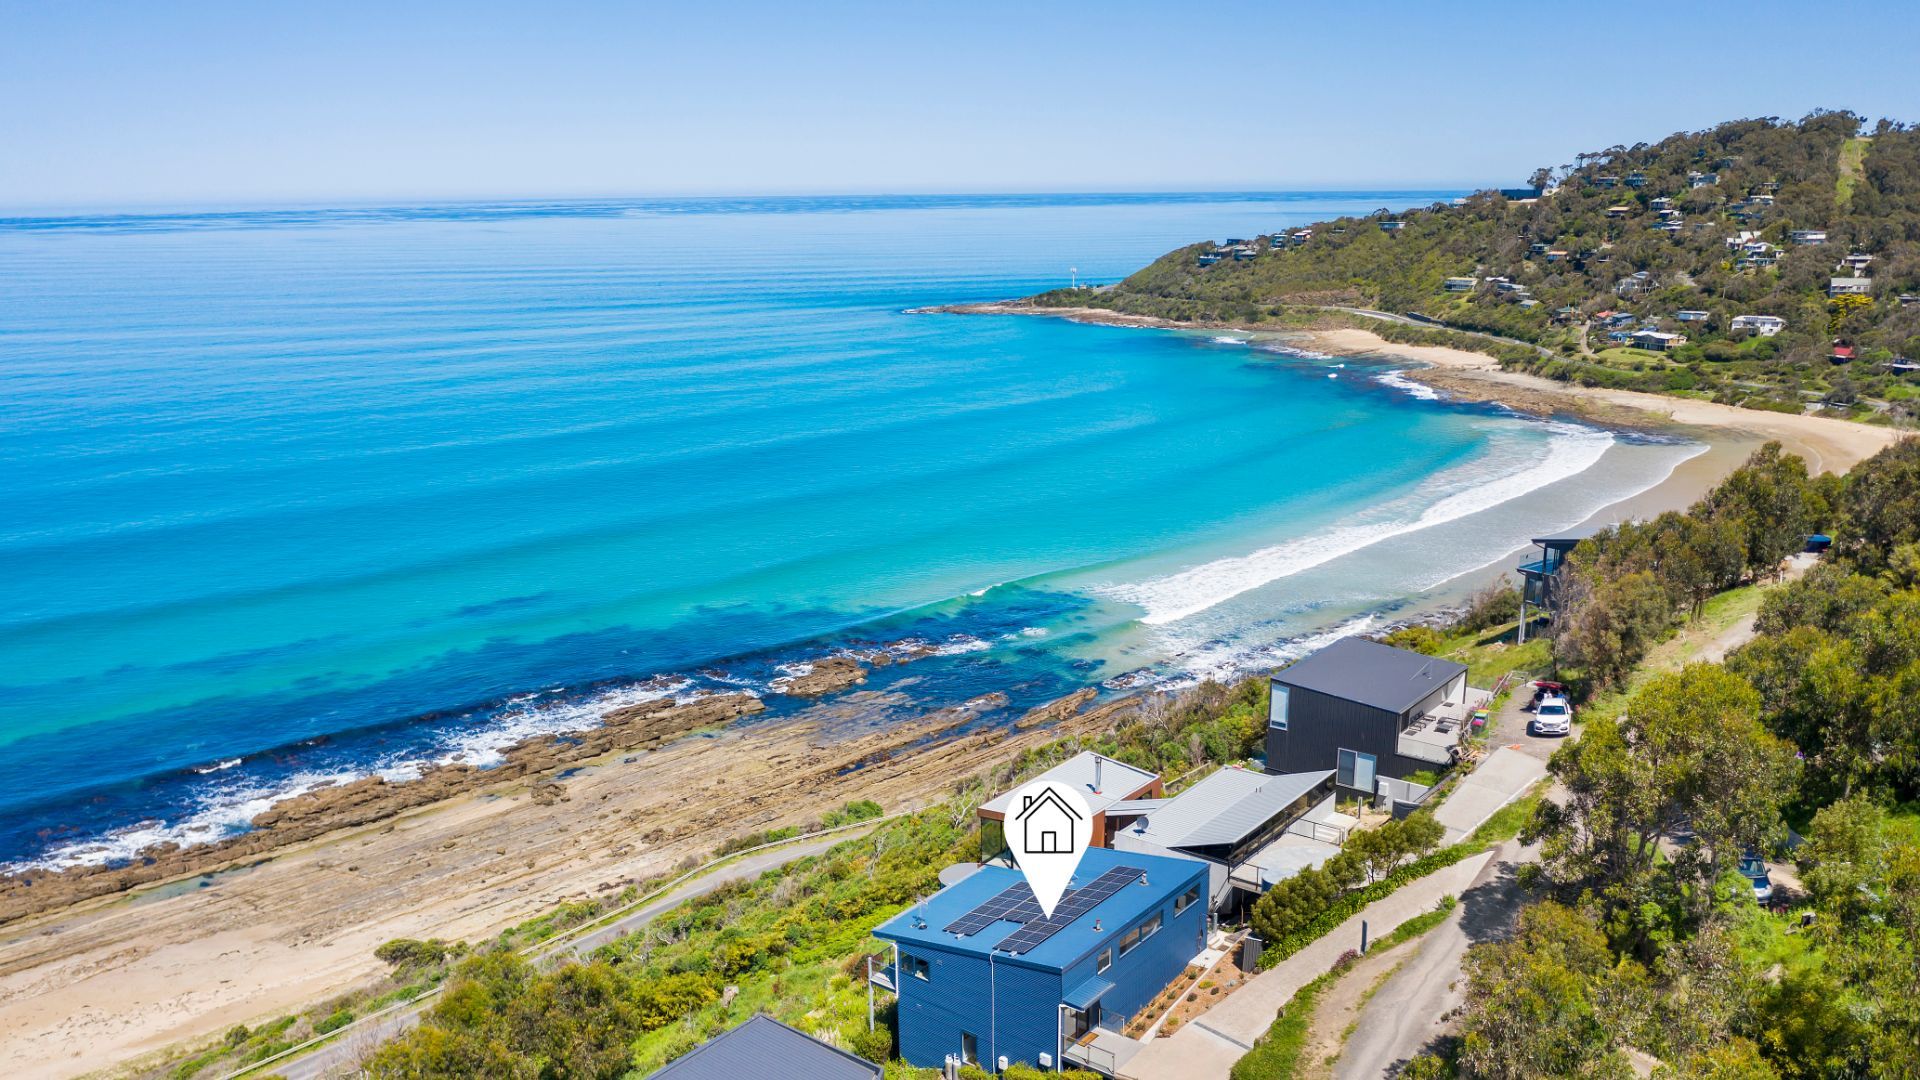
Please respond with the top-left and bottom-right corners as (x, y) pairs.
(1739, 850), (1774, 903)
(1530, 694), (1573, 736)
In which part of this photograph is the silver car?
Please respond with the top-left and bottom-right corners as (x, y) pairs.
(1531, 694), (1573, 736)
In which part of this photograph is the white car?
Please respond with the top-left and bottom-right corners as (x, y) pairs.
(1531, 694), (1573, 736)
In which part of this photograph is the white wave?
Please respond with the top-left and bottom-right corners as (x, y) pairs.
(1, 677), (714, 873)
(1374, 370), (1443, 401)
(1150, 614), (1381, 691)
(1103, 424), (1614, 626)
(191, 757), (243, 775)
(4, 765), (372, 874)
(1254, 343), (1334, 361)
(933, 634), (992, 656)
(1210, 335), (1250, 346)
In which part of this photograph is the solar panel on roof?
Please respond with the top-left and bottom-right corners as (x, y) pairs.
(993, 866), (1144, 955)
(940, 866), (1146, 950)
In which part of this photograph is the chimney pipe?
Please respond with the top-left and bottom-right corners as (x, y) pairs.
(1094, 757), (1103, 795)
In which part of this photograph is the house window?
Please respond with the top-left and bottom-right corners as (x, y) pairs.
(1269, 685), (1290, 731)
(1337, 748), (1377, 792)
(1096, 948), (1112, 974)
(1174, 885), (1200, 915)
(902, 954), (930, 981)
(961, 1032), (978, 1065)
(1122, 912), (1162, 956)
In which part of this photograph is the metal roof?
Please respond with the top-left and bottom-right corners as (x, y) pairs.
(645, 1014), (881, 1080)
(1063, 975), (1116, 1010)
(1117, 768), (1333, 849)
(978, 751), (1158, 819)
(873, 847), (1204, 972)
(1275, 638), (1467, 715)
(1531, 523), (1604, 545)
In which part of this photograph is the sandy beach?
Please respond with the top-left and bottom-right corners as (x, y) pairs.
(4, 308), (1902, 1080)
(1304, 326), (1903, 477)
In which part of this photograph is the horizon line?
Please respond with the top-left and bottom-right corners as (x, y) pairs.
(0, 184), (1491, 221)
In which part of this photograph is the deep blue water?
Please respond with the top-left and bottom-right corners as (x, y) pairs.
(0, 193), (1698, 869)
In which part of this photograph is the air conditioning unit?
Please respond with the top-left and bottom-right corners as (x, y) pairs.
(1039, 1053), (1054, 1068)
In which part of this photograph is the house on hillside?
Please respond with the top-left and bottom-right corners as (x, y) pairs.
(646, 1016), (882, 1080)
(1615, 270), (1655, 295)
(1749, 193), (1777, 206)
(1109, 766), (1345, 915)
(1630, 329), (1687, 351)
(1791, 229), (1829, 246)
(1197, 253), (1221, 266)
(870, 846), (1206, 1075)
(1494, 280), (1530, 295)
(1688, 171), (1720, 188)
(1650, 197), (1673, 212)
(1675, 310), (1710, 323)
(1832, 342), (1857, 364)
(1380, 220), (1406, 233)
(1830, 278), (1873, 297)
(1443, 276), (1478, 292)
(1730, 314), (1787, 336)
(1606, 205), (1634, 219)
(1518, 527), (1599, 625)
(1552, 305), (1581, 323)
(978, 751), (1161, 865)
(1625, 172), (1648, 188)
(1594, 175), (1620, 189)
(1266, 638), (1484, 798)
(1544, 249), (1569, 263)
(1840, 253), (1874, 274)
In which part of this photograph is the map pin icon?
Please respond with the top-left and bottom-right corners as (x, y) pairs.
(1007, 780), (1094, 919)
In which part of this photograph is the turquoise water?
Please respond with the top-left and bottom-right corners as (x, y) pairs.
(0, 194), (1697, 867)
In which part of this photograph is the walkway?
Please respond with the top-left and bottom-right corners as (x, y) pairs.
(1118, 850), (1496, 1080)
(1333, 842), (1532, 1078)
(1431, 747), (1546, 844)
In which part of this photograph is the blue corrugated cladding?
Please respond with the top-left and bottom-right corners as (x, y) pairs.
(893, 861), (1207, 1069)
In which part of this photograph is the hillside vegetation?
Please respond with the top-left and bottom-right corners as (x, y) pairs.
(1037, 111), (1920, 419)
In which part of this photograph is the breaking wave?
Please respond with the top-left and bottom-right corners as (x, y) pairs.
(1103, 423), (1615, 626)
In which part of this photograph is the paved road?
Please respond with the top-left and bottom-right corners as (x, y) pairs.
(264, 831), (866, 1080)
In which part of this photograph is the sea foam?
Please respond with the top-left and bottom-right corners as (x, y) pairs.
(1103, 423), (1614, 626)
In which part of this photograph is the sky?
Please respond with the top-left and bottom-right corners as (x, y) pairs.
(4, 1), (1919, 211)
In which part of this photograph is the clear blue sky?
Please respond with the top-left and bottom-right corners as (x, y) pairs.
(5, 0), (1918, 211)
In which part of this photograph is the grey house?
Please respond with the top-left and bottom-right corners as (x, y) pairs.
(645, 1014), (881, 1080)
(1266, 638), (1471, 795)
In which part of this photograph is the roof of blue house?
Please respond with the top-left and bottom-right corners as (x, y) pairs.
(874, 846), (1203, 973)
(644, 1014), (881, 1080)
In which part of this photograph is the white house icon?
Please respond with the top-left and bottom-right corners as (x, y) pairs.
(1016, 787), (1083, 855)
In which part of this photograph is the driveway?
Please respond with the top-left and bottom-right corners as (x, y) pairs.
(1333, 842), (1533, 1079)
(1119, 851), (1496, 1080)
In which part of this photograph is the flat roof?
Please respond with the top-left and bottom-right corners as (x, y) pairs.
(873, 846), (1203, 972)
(1115, 767), (1333, 849)
(1532, 523), (1604, 546)
(1275, 637), (1468, 715)
(978, 751), (1158, 819)
(645, 1015), (881, 1080)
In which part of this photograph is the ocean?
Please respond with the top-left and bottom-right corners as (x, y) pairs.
(0, 193), (1701, 870)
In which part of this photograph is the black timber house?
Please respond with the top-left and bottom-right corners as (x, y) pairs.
(1265, 638), (1470, 795)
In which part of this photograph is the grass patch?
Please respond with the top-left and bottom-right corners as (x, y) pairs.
(1837, 136), (1870, 208)
(1468, 790), (1542, 846)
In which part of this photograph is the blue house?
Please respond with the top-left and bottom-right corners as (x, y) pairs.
(872, 846), (1206, 1074)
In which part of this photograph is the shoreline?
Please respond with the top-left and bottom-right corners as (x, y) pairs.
(934, 300), (1904, 475)
(3, 300), (1901, 1078)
